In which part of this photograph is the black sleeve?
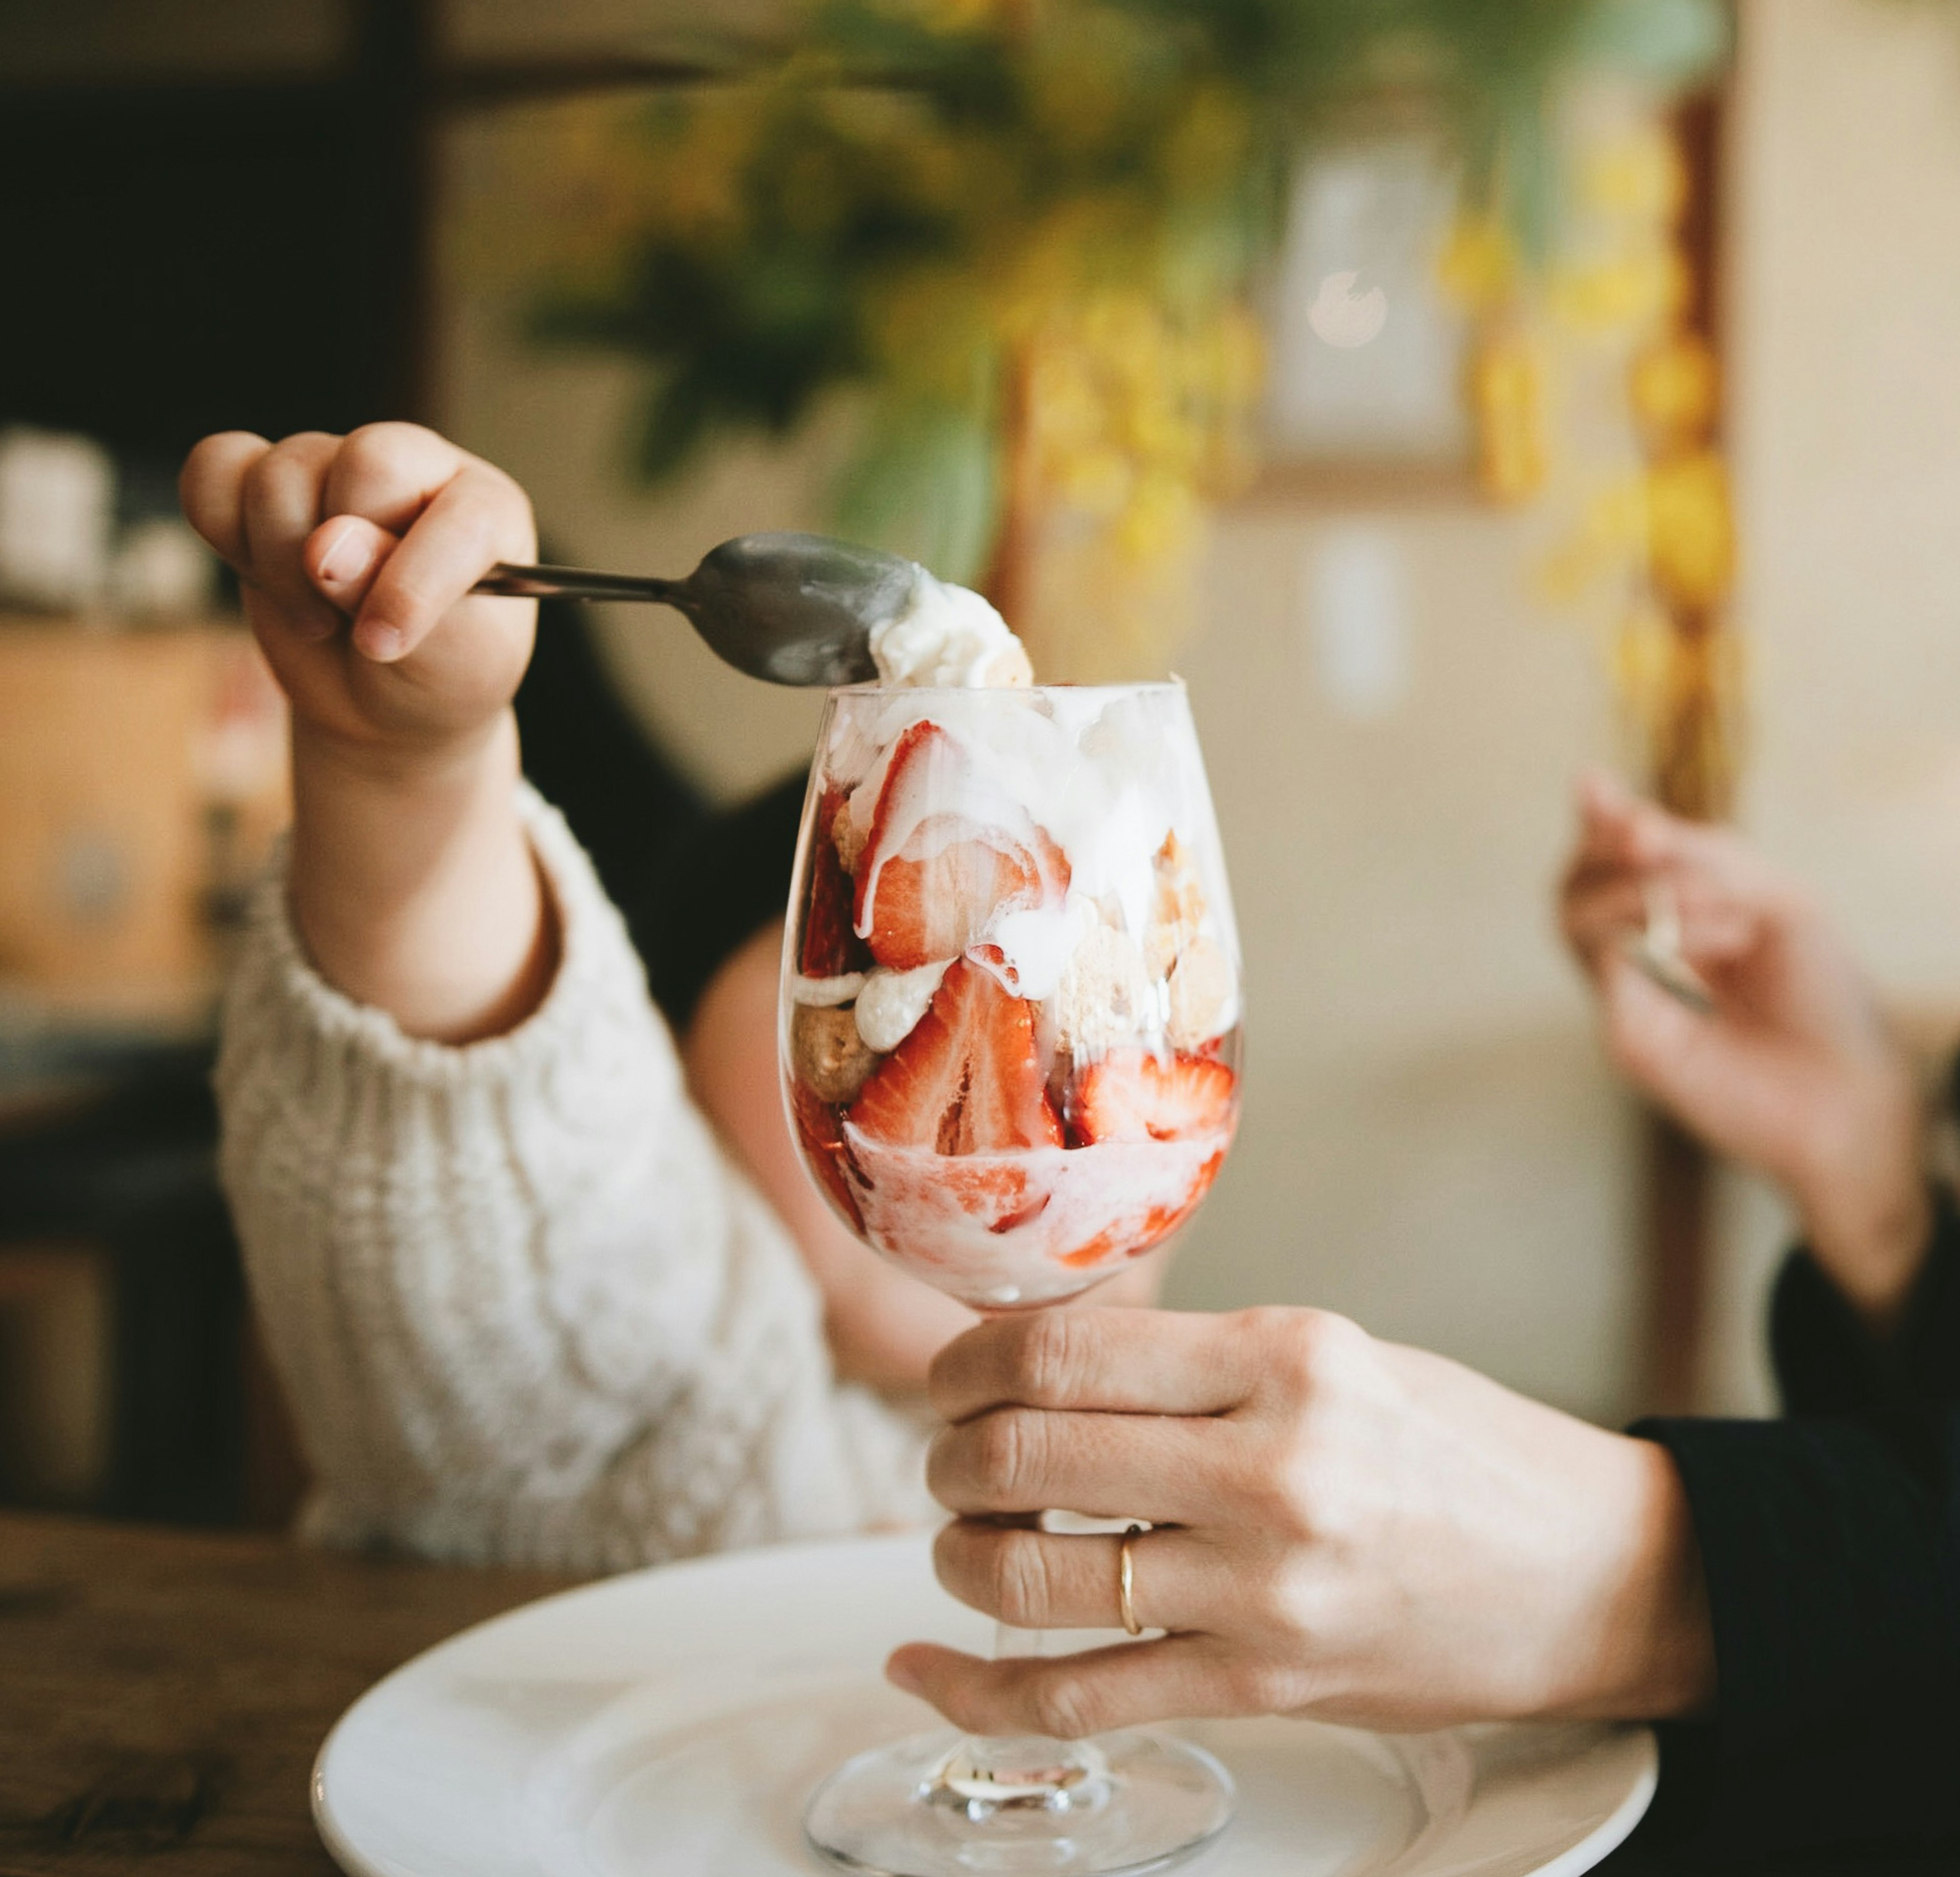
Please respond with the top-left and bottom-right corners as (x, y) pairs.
(1771, 1185), (1960, 1416)
(513, 598), (811, 1032)
(1627, 1411), (1960, 1860)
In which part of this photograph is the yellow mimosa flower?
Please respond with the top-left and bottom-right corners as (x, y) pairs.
(1472, 326), (1549, 503)
(1630, 334), (1720, 445)
(1582, 130), (1688, 223)
(1437, 216), (1518, 313)
(1550, 251), (1686, 334)
(1646, 452), (1734, 610)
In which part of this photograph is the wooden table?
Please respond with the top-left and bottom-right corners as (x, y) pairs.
(0, 1512), (573, 1876)
(1, 1509), (1945, 1877)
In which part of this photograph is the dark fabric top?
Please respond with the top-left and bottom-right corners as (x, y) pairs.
(513, 598), (808, 1031)
(1630, 1191), (1960, 1863)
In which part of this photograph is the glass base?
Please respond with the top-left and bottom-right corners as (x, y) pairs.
(804, 1727), (1233, 1875)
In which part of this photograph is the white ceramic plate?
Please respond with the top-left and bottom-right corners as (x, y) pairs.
(314, 1531), (1654, 1877)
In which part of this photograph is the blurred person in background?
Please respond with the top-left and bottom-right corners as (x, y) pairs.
(881, 775), (1958, 1860)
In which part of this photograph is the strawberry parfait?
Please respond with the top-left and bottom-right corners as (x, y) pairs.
(782, 633), (1241, 1308)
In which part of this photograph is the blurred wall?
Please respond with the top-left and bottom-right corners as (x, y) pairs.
(435, 0), (1960, 1425)
(1704, 0), (1960, 1414)
(1162, 512), (1637, 1417)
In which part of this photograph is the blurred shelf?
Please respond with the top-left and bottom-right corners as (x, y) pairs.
(0, 617), (282, 1100)
(0, 993), (220, 1124)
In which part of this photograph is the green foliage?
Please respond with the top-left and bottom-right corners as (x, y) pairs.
(529, 0), (1730, 555)
(831, 401), (1001, 584)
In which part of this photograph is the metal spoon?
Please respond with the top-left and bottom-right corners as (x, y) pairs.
(1623, 878), (1716, 1014)
(471, 530), (916, 686)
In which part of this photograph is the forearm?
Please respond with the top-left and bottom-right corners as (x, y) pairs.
(1382, 1341), (1716, 1725)
(1773, 1184), (1960, 1414)
(1782, 1020), (1926, 1333)
(288, 711), (556, 1042)
(1793, 1149), (1930, 1338)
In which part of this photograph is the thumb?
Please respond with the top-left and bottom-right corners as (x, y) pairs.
(305, 514), (402, 618)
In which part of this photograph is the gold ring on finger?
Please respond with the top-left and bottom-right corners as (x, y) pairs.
(1118, 1523), (1146, 1637)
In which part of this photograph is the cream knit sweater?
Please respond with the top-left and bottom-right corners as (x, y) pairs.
(215, 784), (933, 1572)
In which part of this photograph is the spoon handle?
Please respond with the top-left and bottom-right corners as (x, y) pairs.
(472, 562), (686, 606)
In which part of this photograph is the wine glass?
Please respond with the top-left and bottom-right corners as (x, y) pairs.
(780, 680), (1242, 1877)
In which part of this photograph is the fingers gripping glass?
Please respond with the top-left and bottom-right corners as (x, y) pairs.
(780, 683), (1243, 1875)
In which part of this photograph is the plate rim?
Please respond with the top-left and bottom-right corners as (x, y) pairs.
(1504, 1730), (1656, 1877)
(312, 1530), (1657, 1877)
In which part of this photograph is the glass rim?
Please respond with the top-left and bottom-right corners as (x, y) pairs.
(825, 677), (1189, 700)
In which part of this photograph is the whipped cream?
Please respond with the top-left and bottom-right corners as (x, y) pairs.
(824, 681), (1240, 1032)
(855, 960), (951, 1052)
(870, 570), (1033, 688)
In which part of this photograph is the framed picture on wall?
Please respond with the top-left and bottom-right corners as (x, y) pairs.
(1255, 134), (1478, 500)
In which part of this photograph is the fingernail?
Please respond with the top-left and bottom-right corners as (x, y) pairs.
(886, 1657), (922, 1697)
(316, 522), (374, 587)
(357, 621), (405, 662)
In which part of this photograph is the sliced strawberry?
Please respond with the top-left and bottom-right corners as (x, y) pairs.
(1072, 1050), (1237, 1145)
(865, 821), (1065, 971)
(790, 1077), (865, 1231)
(801, 787), (873, 977)
(853, 722), (1069, 971)
(849, 958), (1063, 1154)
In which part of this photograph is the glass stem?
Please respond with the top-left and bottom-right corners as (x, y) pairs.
(974, 1518), (1050, 1771)
(924, 1551), (1112, 1810)
(953, 1616), (1057, 1789)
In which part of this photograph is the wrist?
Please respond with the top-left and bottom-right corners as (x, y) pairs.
(290, 710), (521, 925)
(1792, 1121), (1929, 1334)
(288, 710), (556, 1042)
(1552, 1435), (1714, 1721)
(290, 710), (510, 800)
